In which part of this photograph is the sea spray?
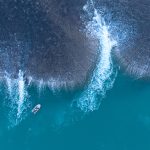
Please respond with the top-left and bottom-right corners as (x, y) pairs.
(17, 70), (26, 118)
(5, 70), (29, 126)
(75, 0), (117, 112)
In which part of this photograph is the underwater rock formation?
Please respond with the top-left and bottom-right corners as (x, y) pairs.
(0, 0), (149, 90)
(0, 0), (98, 88)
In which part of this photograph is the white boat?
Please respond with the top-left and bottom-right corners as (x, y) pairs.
(32, 104), (41, 114)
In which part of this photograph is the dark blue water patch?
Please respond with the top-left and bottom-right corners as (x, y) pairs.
(0, 0), (97, 89)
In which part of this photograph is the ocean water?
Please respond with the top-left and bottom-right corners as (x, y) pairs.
(0, 0), (150, 150)
(0, 71), (150, 150)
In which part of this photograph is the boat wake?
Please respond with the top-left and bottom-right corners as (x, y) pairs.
(74, 0), (117, 112)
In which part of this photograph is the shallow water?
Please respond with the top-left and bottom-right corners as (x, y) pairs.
(0, 71), (150, 150)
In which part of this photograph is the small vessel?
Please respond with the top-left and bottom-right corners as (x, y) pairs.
(32, 104), (41, 114)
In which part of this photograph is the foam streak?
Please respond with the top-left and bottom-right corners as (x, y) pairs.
(76, 0), (117, 112)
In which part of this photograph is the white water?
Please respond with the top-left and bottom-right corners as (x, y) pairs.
(17, 70), (26, 118)
(76, 0), (117, 112)
(5, 70), (28, 126)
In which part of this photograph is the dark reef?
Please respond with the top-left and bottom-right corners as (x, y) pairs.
(0, 0), (98, 88)
(0, 0), (149, 88)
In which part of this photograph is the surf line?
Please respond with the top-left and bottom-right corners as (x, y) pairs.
(5, 70), (28, 126)
(75, 0), (117, 112)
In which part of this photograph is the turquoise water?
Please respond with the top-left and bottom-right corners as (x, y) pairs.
(0, 71), (150, 150)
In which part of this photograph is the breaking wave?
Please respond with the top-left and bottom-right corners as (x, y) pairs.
(4, 70), (29, 126)
(75, 0), (117, 112)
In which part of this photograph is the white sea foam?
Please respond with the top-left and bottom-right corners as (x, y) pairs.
(5, 70), (28, 126)
(17, 70), (26, 118)
(76, 0), (117, 112)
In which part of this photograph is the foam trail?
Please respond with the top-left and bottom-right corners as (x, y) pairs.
(5, 70), (28, 126)
(76, 0), (117, 112)
(17, 70), (26, 118)
(6, 77), (12, 96)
